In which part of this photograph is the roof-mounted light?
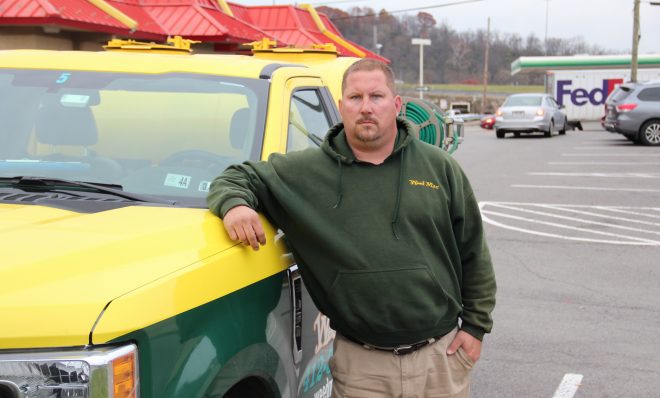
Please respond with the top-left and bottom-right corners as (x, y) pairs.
(246, 38), (338, 62)
(104, 36), (200, 54)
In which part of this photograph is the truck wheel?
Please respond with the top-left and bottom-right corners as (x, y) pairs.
(224, 378), (272, 398)
(544, 121), (554, 137)
(639, 119), (660, 146)
(496, 129), (505, 139)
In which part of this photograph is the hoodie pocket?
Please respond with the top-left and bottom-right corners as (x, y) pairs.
(327, 265), (454, 334)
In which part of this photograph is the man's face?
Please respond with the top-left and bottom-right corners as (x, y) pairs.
(339, 69), (402, 147)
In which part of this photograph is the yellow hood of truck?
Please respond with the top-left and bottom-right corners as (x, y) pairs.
(0, 203), (252, 349)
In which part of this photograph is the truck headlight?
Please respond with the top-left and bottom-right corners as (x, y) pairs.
(0, 344), (138, 398)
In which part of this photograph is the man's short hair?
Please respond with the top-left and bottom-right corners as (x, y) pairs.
(342, 58), (397, 95)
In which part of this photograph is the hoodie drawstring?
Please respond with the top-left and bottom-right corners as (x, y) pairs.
(391, 146), (405, 240)
(333, 156), (343, 208)
(332, 144), (405, 241)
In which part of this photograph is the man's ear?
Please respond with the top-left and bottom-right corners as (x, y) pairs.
(338, 98), (344, 116)
(394, 95), (403, 114)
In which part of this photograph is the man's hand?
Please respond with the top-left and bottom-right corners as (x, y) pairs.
(222, 205), (266, 251)
(446, 330), (482, 364)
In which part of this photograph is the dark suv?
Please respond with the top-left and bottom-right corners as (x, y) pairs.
(603, 81), (660, 146)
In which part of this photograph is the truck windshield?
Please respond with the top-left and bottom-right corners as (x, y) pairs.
(0, 69), (267, 205)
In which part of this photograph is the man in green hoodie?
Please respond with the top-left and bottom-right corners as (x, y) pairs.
(207, 59), (496, 397)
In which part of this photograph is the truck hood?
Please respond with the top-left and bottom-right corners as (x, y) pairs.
(1, 203), (236, 349)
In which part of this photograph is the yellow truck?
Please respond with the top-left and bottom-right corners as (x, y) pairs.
(0, 38), (460, 398)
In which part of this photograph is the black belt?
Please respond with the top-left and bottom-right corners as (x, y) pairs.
(342, 333), (442, 356)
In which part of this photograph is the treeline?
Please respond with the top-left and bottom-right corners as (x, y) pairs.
(319, 6), (610, 85)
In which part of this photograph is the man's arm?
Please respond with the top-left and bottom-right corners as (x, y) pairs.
(448, 163), (497, 343)
(207, 164), (267, 250)
(447, 188), (495, 364)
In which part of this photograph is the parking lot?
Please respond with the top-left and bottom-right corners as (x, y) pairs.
(453, 123), (660, 397)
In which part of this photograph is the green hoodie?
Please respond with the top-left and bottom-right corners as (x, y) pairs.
(207, 118), (496, 346)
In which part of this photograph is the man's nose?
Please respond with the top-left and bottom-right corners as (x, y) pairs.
(359, 97), (373, 113)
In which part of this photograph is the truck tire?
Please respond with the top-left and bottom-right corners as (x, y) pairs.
(496, 129), (505, 139)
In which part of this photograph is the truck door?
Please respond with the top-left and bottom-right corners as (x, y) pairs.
(282, 79), (338, 398)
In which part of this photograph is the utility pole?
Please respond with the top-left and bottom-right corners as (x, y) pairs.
(482, 17), (490, 113)
(631, 0), (640, 82)
(544, 0), (550, 54)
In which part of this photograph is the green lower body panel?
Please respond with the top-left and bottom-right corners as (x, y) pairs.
(110, 272), (289, 398)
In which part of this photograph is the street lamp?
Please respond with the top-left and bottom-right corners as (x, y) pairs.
(412, 38), (431, 99)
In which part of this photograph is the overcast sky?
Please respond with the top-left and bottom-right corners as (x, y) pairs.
(236, 0), (660, 54)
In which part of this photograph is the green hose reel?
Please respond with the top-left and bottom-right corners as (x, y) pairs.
(398, 97), (463, 154)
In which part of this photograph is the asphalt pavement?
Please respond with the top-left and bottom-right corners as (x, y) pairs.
(452, 122), (660, 398)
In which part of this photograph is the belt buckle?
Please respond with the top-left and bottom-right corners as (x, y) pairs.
(392, 344), (414, 355)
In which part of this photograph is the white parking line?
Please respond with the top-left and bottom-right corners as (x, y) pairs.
(528, 172), (660, 178)
(573, 146), (659, 150)
(548, 162), (660, 165)
(512, 184), (660, 193)
(488, 202), (660, 236)
(537, 204), (660, 228)
(484, 201), (660, 210)
(479, 202), (660, 246)
(595, 206), (660, 220)
(552, 374), (583, 398)
(562, 153), (660, 157)
(573, 146), (628, 149)
(480, 208), (660, 245)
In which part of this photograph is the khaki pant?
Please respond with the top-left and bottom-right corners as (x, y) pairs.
(330, 328), (473, 398)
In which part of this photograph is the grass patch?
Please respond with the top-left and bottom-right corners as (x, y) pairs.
(398, 83), (544, 94)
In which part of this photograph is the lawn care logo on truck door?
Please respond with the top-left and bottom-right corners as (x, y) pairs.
(556, 78), (623, 106)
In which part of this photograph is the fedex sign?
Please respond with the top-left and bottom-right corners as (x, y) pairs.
(556, 78), (623, 107)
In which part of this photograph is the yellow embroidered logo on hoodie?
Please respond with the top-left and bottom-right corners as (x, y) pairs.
(408, 179), (439, 190)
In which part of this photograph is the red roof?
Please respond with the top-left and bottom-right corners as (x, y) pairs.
(0, 0), (386, 60)
(234, 4), (388, 62)
(0, 0), (158, 37)
(139, 0), (267, 42)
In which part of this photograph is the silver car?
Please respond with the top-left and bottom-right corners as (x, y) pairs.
(603, 81), (660, 146)
(494, 93), (568, 138)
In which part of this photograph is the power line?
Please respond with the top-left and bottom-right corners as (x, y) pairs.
(330, 0), (484, 20)
(307, 0), (369, 5)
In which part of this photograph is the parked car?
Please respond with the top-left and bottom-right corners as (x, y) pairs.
(602, 85), (624, 131)
(602, 81), (660, 146)
(494, 93), (568, 138)
(480, 114), (495, 129)
(445, 108), (482, 122)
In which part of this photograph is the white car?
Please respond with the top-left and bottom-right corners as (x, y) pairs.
(494, 93), (568, 138)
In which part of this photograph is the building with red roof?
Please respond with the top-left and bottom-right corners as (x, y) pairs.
(0, 0), (387, 61)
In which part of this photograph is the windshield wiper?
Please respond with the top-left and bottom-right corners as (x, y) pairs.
(0, 176), (176, 205)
